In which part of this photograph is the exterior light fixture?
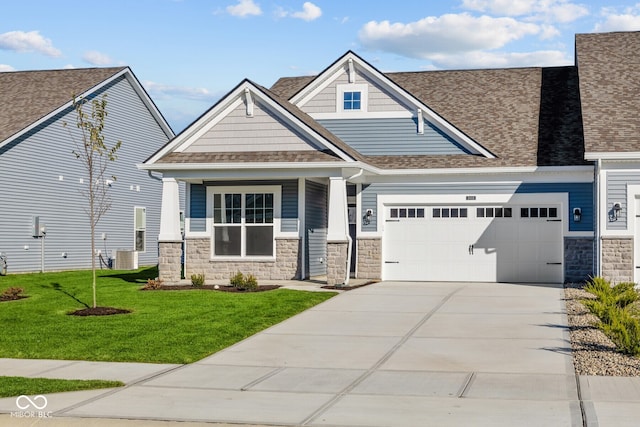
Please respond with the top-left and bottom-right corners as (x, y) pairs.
(573, 208), (582, 222)
(364, 209), (373, 225)
(613, 202), (622, 220)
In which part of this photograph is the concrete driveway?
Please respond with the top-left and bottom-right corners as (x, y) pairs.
(37, 280), (583, 426)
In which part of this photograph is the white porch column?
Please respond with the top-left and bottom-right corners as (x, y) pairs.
(327, 177), (349, 242)
(158, 177), (182, 242)
(327, 177), (351, 285)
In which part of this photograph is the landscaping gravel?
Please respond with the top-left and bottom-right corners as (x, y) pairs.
(564, 283), (640, 376)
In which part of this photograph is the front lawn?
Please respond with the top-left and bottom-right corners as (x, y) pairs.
(0, 377), (123, 398)
(0, 268), (335, 364)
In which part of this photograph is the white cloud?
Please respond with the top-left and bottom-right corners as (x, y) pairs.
(0, 30), (61, 57)
(82, 50), (113, 66)
(277, 2), (322, 21)
(595, 5), (640, 32)
(291, 2), (322, 21)
(428, 49), (572, 69)
(143, 81), (222, 102)
(461, 0), (589, 23)
(358, 13), (540, 58)
(226, 0), (261, 17)
(0, 64), (15, 72)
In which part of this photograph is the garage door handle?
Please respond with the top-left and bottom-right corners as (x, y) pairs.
(385, 261), (400, 264)
(547, 219), (562, 222)
(386, 219), (400, 222)
(546, 262), (562, 265)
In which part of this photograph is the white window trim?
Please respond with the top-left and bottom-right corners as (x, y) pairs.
(336, 84), (368, 113)
(134, 206), (146, 253)
(206, 185), (281, 261)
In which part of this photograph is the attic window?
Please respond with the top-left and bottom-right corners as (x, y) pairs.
(336, 84), (368, 113)
(343, 91), (361, 110)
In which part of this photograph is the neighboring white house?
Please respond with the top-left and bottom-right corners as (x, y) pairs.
(0, 67), (176, 273)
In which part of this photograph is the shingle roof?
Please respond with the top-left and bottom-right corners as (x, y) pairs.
(0, 67), (126, 143)
(157, 150), (342, 163)
(576, 31), (640, 154)
(271, 66), (586, 168)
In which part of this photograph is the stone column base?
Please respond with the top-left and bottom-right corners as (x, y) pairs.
(356, 237), (381, 279)
(601, 237), (634, 284)
(327, 241), (349, 286)
(158, 241), (182, 284)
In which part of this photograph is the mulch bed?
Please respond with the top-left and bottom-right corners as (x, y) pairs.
(69, 307), (132, 316)
(141, 284), (280, 293)
(0, 295), (28, 302)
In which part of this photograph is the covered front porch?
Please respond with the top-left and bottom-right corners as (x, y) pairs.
(155, 171), (370, 286)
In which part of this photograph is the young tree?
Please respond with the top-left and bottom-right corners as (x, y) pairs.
(64, 94), (122, 308)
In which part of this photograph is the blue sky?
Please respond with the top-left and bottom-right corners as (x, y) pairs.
(3, 0), (640, 132)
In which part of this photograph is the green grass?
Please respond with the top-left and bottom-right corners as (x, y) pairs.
(0, 267), (335, 364)
(0, 376), (123, 398)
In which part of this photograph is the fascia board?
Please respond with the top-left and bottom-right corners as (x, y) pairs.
(0, 68), (133, 151)
(151, 80), (356, 163)
(585, 151), (640, 160)
(122, 70), (175, 139)
(289, 52), (495, 159)
(145, 83), (249, 163)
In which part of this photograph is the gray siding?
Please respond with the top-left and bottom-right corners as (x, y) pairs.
(303, 67), (411, 114)
(318, 118), (469, 155)
(0, 76), (175, 273)
(186, 100), (320, 152)
(305, 180), (327, 277)
(606, 171), (640, 230)
(191, 180), (298, 233)
(361, 182), (593, 233)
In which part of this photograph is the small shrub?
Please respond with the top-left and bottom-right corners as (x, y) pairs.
(1, 287), (24, 298)
(229, 272), (244, 288)
(142, 278), (163, 290)
(600, 309), (640, 356)
(190, 274), (205, 287)
(229, 272), (259, 291)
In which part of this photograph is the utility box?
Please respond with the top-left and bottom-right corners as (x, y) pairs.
(32, 216), (42, 237)
(114, 250), (138, 270)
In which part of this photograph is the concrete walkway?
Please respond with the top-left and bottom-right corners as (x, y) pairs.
(1, 281), (640, 426)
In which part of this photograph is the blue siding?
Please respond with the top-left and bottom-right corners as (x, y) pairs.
(190, 184), (207, 232)
(318, 118), (470, 155)
(196, 180), (298, 232)
(361, 182), (593, 232)
(606, 172), (640, 230)
(0, 75), (175, 272)
(305, 180), (327, 277)
(515, 183), (593, 232)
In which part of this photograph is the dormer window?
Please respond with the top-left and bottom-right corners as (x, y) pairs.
(336, 84), (368, 113)
(343, 91), (361, 110)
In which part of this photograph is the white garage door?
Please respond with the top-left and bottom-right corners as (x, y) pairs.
(383, 205), (563, 283)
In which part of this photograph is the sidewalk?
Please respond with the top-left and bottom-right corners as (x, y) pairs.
(1, 281), (640, 426)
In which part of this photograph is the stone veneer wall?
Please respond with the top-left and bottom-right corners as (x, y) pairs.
(327, 241), (349, 286)
(601, 237), (634, 284)
(185, 237), (301, 281)
(356, 238), (381, 279)
(564, 237), (594, 283)
(158, 241), (182, 284)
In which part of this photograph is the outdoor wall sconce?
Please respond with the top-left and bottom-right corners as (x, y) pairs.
(612, 202), (622, 220)
(573, 207), (582, 222)
(364, 209), (373, 225)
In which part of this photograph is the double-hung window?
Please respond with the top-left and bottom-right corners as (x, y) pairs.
(211, 188), (278, 258)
